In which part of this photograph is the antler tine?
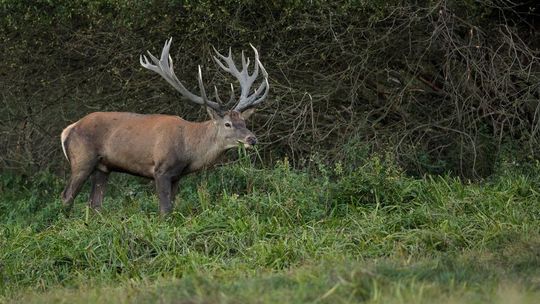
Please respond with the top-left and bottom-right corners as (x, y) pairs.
(232, 44), (270, 112)
(213, 83), (235, 106)
(213, 47), (251, 94)
(214, 86), (223, 104)
(212, 47), (236, 74)
(212, 44), (269, 112)
(197, 65), (210, 109)
(241, 51), (250, 71)
(244, 77), (269, 109)
(227, 83), (235, 105)
(140, 38), (222, 113)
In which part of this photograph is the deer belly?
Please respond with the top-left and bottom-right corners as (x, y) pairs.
(99, 147), (155, 178)
(98, 157), (155, 178)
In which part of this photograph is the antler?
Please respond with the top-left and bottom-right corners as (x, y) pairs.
(213, 44), (269, 112)
(140, 38), (222, 113)
(141, 38), (269, 114)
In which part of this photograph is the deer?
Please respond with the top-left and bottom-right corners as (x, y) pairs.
(60, 38), (269, 215)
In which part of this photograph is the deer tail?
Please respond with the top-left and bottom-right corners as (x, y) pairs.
(61, 122), (77, 163)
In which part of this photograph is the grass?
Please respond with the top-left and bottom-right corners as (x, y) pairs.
(1, 155), (539, 303)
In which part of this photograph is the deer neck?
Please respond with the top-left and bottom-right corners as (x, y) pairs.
(187, 121), (227, 172)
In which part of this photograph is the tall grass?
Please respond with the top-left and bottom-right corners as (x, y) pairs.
(1, 155), (539, 303)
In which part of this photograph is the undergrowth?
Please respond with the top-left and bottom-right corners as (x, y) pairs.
(1, 154), (539, 303)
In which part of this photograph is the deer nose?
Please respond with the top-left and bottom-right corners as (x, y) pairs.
(246, 136), (257, 146)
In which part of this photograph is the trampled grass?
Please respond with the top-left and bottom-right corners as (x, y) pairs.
(1, 156), (539, 303)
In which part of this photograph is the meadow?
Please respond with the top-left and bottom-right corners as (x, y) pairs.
(1, 153), (539, 303)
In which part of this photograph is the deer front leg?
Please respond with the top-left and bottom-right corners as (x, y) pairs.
(171, 179), (180, 205)
(155, 174), (173, 215)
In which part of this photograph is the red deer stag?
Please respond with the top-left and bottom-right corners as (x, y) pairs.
(60, 38), (269, 215)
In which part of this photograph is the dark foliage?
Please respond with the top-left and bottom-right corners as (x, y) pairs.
(1, 0), (539, 178)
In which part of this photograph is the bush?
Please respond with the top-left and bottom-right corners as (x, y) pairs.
(332, 154), (415, 206)
(1, 0), (539, 178)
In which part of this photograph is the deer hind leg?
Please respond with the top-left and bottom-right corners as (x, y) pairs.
(62, 165), (95, 212)
(61, 137), (98, 212)
(89, 170), (109, 210)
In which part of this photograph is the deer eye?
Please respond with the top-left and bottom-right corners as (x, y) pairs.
(225, 122), (232, 128)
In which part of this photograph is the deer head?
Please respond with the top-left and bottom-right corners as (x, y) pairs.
(140, 38), (269, 148)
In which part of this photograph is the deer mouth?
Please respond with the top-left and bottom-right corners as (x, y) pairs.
(237, 140), (254, 149)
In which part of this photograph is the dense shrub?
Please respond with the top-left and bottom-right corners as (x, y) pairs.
(331, 154), (414, 207)
(1, 0), (539, 178)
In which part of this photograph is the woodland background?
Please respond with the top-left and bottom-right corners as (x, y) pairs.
(1, 0), (540, 178)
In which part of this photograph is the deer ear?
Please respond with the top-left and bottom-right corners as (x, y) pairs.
(206, 107), (222, 120)
(241, 108), (256, 120)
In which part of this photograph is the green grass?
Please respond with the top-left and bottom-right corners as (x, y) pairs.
(1, 156), (539, 303)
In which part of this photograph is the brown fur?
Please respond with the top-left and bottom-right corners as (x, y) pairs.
(61, 110), (256, 215)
